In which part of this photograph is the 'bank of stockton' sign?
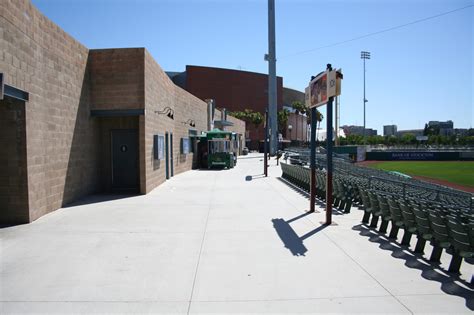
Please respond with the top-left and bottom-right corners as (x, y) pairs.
(390, 152), (435, 160)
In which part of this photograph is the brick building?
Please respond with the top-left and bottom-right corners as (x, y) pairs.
(0, 0), (245, 224)
(169, 66), (306, 149)
(282, 87), (307, 143)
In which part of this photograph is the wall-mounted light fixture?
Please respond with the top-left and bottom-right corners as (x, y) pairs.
(155, 106), (174, 120)
(182, 119), (196, 127)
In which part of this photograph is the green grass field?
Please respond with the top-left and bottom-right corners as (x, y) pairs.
(367, 161), (474, 187)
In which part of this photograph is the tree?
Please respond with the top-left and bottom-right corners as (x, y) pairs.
(384, 135), (398, 147)
(401, 133), (416, 145)
(277, 109), (289, 134)
(250, 111), (264, 128)
(291, 101), (307, 115)
(229, 109), (264, 131)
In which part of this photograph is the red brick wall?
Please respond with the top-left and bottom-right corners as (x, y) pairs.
(185, 65), (282, 145)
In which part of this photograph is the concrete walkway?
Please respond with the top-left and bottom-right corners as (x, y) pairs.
(1, 153), (472, 314)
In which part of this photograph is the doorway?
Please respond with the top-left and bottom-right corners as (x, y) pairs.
(111, 129), (139, 192)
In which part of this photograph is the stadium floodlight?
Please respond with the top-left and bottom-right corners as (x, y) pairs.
(361, 51), (371, 141)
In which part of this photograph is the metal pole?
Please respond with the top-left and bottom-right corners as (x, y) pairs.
(267, 0), (277, 155)
(325, 63), (334, 225)
(363, 57), (366, 140)
(310, 107), (317, 212)
(335, 96), (339, 146)
(326, 96), (334, 225)
(361, 51), (370, 143)
(264, 110), (268, 177)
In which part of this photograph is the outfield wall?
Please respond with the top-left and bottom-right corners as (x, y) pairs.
(366, 151), (474, 161)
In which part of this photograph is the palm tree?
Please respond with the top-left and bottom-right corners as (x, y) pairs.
(277, 109), (289, 135)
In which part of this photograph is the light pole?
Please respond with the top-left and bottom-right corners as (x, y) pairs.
(267, 0), (277, 155)
(361, 51), (370, 141)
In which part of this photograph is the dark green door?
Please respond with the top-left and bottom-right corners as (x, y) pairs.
(170, 132), (174, 177)
(111, 129), (139, 191)
(165, 132), (170, 179)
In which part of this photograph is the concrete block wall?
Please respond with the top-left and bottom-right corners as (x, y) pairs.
(0, 0), (99, 222)
(88, 48), (146, 193)
(0, 0), (247, 223)
(143, 50), (209, 193)
(88, 48), (144, 110)
(143, 51), (246, 194)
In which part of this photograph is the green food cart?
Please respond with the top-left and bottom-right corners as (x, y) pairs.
(196, 128), (238, 169)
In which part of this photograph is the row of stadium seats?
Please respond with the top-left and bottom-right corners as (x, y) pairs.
(280, 161), (474, 274)
(360, 189), (473, 273)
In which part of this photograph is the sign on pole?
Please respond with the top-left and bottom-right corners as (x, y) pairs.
(306, 69), (342, 108)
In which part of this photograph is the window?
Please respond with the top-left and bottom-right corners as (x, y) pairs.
(188, 129), (198, 153)
(181, 137), (190, 155)
(209, 139), (230, 153)
(154, 135), (165, 160)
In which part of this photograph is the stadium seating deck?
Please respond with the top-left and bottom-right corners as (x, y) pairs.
(280, 149), (474, 274)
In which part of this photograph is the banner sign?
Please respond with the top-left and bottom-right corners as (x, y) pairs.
(307, 70), (340, 108)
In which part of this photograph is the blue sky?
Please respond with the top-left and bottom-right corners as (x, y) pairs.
(33, 0), (473, 134)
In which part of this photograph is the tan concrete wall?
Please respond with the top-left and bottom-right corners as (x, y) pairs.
(143, 50), (208, 193)
(0, 0), (247, 223)
(0, 0), (99, 222)
(88, 48), (144, 110)
(143, 51), (246, 193)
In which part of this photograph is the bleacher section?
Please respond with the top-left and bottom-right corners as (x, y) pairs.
(280, 150), (474, 274)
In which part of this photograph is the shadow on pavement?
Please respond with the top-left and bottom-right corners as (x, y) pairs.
(272, 212), (329, 257)
(63, 194), (138, 208)
(238, 155), (265, 160)
(353, 224), (474, 310)
(245, 174), (265, 181)
(276, 177), (344, 215)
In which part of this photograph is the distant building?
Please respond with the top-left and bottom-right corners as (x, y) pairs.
(284, 106), (308, 143)
(428, 120), (454, 136)
(396, 129), (424, 137)
(342, 125), (377, 136)
(366, 128), (378, 136)
(342, 125), (363, 136)
(453, 128), (469, 136)
(282, 88), (308, 143)
(383, 125), (397, 136)
(167, 66), (305, 150)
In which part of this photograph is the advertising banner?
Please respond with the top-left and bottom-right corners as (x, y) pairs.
(308, 70), (338, 108)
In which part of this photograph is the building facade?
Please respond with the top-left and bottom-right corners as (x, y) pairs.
(169, 66), (305, 149)
(383, 125), (397, 136)
(0, 1), (245, 224)
(427, 120), (454, 136)
(282, 88), (307, 143)
(342, 125), (377, 137)
(396, 129), (424, 137)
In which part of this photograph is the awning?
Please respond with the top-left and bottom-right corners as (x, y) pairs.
(90, 109), (145, 117)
